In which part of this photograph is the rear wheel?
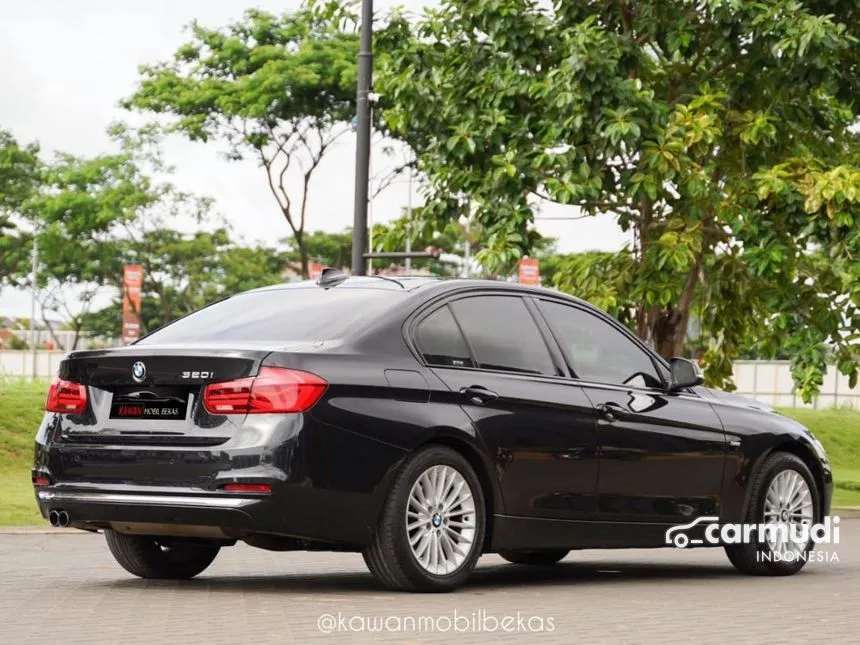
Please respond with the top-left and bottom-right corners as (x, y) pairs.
(363, 445), (485, 592)
(499, 549), (569, 566)
(724, 452), (819, 576)
(105, 530), (220, 579)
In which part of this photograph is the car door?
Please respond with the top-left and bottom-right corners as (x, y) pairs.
(536, 298), (727, 525)
(411, 293), (600, 521)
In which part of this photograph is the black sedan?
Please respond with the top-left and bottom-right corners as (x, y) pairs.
(32, 272), (832, 591)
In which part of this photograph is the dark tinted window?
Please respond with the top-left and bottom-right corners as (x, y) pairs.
(540, 301), (662, 388)
(414, 306), (474, 368)
(450, 296), (556, 375)
(138, 288), (400, 344)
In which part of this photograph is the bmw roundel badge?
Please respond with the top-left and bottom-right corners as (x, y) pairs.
(131, 361), (147, 383)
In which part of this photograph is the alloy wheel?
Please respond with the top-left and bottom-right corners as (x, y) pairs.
(405, 464), (477, 575)
(762, 469), (815, 559)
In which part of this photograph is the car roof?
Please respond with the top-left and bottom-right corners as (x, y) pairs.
(247, 275), (441, 293)
(246, 275), (590, 305)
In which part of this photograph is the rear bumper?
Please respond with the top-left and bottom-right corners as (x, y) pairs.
(33, 411), (409, 546)
(36, 487), (262, 535)
(34, 481), (378, 546)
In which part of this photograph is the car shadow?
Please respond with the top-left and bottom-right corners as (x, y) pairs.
(90, 558), (743, 596)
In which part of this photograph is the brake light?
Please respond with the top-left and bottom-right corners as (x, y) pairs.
(221, 483), (272, 493)
(45, 375), (88, 414)
(202, 367), (327, 415)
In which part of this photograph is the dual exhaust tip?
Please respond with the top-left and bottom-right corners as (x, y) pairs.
(48, 509), (70, 528)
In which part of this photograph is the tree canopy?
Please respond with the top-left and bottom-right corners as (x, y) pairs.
(124, 1), (360, 278)
(380, 0), (860, 400)
(0, 130), (41, 286)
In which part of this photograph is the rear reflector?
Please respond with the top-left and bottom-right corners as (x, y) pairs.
(221, 483), (272, 493)
(202, 367), (327, 415)
(45, 375), (88, 414)
(33, 476), (50, 487)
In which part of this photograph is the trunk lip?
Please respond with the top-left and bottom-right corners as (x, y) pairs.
(64, 340), (323, 361)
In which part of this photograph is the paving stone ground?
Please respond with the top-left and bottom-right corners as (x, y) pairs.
(1, 520), (856, 644)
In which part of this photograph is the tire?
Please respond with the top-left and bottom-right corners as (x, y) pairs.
(724, 452), (819, 576)
(105, 530), (220, 579)
(363, 445), (486, 592)
(499, 549), (569, 566)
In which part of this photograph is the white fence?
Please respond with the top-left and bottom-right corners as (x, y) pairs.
(732, 360), (859, 409)
(1, 352), (857, 409)
(0, 351), (66, 379)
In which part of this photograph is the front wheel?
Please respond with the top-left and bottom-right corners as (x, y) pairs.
(363, 445), (486, 592)
(724, 452), (819, 576)
(499, 549), (569, 566)
(105, 530), (220, 579)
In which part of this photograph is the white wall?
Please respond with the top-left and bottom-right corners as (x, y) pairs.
(732, 361), (859, 409)
(0, 351), (65, 379)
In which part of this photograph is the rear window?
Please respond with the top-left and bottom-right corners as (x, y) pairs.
(137, 288), (401, 344)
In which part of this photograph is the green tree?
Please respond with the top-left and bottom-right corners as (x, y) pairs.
(124, 1), (360, 278)
(285, 229), (354, 269)
(381, 0), (860, 400)
(26, 148), (160, 349)
(84, 233), (287, 338)
(0, 130), (41, 286)
(25, 125), (223, 349)
(373, 209), (556, 277)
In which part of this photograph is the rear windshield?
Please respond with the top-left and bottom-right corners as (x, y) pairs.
(137, 288), (401, 344)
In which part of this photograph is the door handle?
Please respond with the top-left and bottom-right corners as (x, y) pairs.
(596, 402), (631, 422)
(459, 385), (499, 405)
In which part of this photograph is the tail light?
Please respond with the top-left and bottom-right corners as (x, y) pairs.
(221, 483), (272, 493)
(45, 375), (88, 414)
(202, 367), (327, 415)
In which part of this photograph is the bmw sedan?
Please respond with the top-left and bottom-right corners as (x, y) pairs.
(32, 272), (832, 591)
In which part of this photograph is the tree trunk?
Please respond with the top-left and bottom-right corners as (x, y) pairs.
(295, 231), (309, 279)
(40, 310), (64, 351)
(650, 308), (687, 359)
(643, 254), (702, 359)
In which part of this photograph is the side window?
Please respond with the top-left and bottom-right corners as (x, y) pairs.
(449, 296), (556, 375)
(414, 305), (475, 368)
(540, 301), (663, 388)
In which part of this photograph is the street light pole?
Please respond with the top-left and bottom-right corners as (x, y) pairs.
(30, 233), (38, 380)
(405, 166), (413, 272)
(351, 0), (373, 276)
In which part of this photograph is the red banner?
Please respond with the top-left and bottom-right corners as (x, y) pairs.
(518, 257), (540, 285)
(309, 263), (326, 280)
(121, 264), (144, 345)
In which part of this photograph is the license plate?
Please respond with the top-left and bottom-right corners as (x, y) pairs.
(110, 399), (187, 421)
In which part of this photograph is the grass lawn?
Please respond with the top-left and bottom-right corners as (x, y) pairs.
(0, 379), (49, 525)
(0, 378), (858, 525)
(777, 408), (860, 507)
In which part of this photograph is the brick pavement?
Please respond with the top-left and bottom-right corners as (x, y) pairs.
(1, 520), (856, 644)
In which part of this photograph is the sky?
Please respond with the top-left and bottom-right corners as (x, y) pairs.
(0, 0), (629, 318)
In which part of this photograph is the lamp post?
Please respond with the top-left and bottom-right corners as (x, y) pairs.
(30, 232), (38, 379)
(350, 0), (374, 276)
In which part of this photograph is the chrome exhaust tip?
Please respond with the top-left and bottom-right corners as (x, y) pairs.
(48, 510), (60, 527)
(57, 510), (70, 528)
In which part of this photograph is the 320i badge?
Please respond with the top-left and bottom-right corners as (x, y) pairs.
(32, 272), (832, 592)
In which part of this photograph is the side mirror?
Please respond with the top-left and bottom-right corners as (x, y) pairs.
(669, 357), (704, 391)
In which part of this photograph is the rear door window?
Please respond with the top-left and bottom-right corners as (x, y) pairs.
(414, 306), (474, 368)
(449, 296), (556, 375)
